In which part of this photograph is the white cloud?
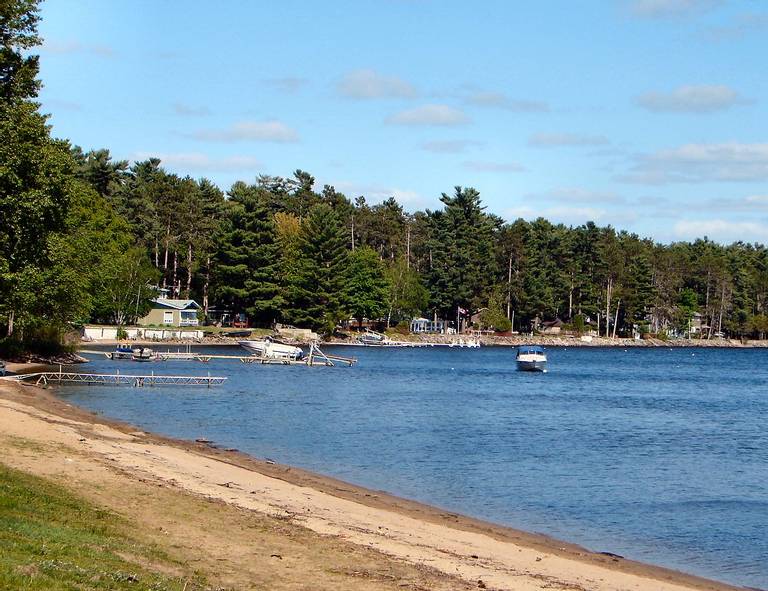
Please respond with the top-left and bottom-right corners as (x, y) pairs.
(464, 92), (549, 112)
(673, 219), (768, 243)
(463, 160), (526, 172)
(619, 142), (768, 184)
(132, 152), (263, 173)
(629, 0), (722, 19)
(528, 132), (609, 147)
(173, 102), (211, 117)
(332, 180), (425, 208)
(421, 139), (483, 153)
(264, 77), (308, 94)
(505, 205), (610, 225)
(531, 187), (623, 204)
(705, 13), (768, 42)
(387, 104), (470, 126)
(41, 40), (114, 57)
(338, 69), (417, 99)
(636, 85), (745, 112)
(188, 120), (299, 143)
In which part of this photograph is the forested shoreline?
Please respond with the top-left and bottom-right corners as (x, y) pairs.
(3, 1), (768, 351)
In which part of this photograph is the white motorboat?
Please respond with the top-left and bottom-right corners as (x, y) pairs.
(238, 338), (304, 360)
(516, 345), (547, 372)
(131, 347), (156, 362)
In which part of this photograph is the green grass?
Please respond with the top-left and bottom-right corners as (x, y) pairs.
(0, 463), (207, 590)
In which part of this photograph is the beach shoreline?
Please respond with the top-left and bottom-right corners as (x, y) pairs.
(0, 377), (750, 591)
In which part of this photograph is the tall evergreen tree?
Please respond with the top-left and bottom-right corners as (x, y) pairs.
(212, 184), (281, 326)
(346, 246), (389, 327)
(283, 203), (349, 333)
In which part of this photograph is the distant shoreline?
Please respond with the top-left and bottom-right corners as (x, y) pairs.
(76, 334), (768, 350)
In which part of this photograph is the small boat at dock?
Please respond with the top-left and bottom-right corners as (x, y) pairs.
(516, 345), (547, 372)
(131, 347), (156, 362)
(108, 345), (134, 360)
(238, 338), (304, 360)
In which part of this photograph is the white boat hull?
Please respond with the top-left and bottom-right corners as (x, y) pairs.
(238, 340), (304, 360)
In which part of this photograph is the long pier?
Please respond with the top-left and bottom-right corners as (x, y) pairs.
(10, 370), (227, 388)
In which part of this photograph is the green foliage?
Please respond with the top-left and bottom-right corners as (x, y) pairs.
(478, 288), (512, 332)
(346, 246), (389, 325)
(283, 203), (349, 334)
(384, 257), (429, 326)
(426, 186), (498, 317)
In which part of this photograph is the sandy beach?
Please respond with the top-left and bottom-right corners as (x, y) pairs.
(0, 369), (748, 591)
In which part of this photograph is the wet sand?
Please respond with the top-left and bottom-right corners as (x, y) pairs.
(0, 375), (748, 591)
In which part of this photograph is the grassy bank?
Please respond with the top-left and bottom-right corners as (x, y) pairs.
(0, 463), (206, 591)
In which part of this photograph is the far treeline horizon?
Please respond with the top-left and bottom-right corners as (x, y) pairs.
(3, 0), (768, 353)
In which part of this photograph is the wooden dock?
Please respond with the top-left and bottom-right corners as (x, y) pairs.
(9, 369), (227, 388)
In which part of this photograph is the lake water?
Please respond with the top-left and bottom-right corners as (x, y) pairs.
(60, 345), (767, 589)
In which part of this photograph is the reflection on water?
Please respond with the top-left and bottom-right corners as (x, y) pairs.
(60, 345), (768, 588)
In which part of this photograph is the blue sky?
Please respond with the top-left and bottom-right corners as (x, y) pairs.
(36, 0), (768, 244)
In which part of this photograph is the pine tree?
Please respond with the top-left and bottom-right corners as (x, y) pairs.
(212, 185), (281, 326)
(346, 246), (389, 327)
(283, 203), (348, 333)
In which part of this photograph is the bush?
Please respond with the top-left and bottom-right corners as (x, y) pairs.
(116, 327), (128, 340)
(0, 326), (73, 360)
(394, 320), (410, 335)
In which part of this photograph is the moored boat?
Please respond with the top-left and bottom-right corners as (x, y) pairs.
(238, 338), (304, 360)
(516, 345), (547, 372)
(108, 345), (134, 360)
(131, 347), (156, 362)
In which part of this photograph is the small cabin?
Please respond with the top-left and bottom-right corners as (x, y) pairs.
(540, 318), (564, 335)
(410, 317), (446, 334)
(138, 298), (201, 327)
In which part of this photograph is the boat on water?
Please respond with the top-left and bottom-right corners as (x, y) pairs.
(355, 330), (392, 346)
(238, 337), (304, 360)
(108, 345), (135, 360)
(131, 347), (156, 362)
(516, 345), (547, 372)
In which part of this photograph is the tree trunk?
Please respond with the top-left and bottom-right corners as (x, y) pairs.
(203, 255), (210, 316)
(154, 238), (159, 268)
(406, 224), (411, 269)
(507, 253), (513, 319)
(172, 251), (178, 297)
(350, 215), (355, 251)
(605, 278), (612, 338)
(568, 272), (574, 320)
(186, 242), (193, 296)
(612, 299), (621, 339)
(7, 309), (14, 337)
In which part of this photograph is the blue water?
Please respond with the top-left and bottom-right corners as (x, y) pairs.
(59, 346), (767, 589)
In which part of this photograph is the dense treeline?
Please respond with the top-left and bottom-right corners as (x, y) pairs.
(3, 0), (768, 344)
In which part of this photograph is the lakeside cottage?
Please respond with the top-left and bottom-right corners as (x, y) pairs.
(138, 298), (201, 327)
(410, 317), (446, 334)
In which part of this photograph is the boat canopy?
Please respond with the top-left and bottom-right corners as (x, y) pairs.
(518, 345), (545, 354)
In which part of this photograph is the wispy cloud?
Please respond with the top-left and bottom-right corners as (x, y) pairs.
(173, 102), (211, 117)
(187, 120), (299, 143)
(463, 160), (526, 172)
(464, 91), (549, 112)
(332, 180), (425, 208)
(636, 84), (747, 113)
(387, 104), (470, 126)
(41, 40), (114, 57)
(421, 139), (483, 153)
(263, 77), (308, 94)
(132, 152), (263, 172)
(628, 0), (722, 19)
(529, 187), (624, 204)
(704, 12), (768, 42)
(619, 142), (768, 184)
(673, 219), (768, 243)
(528, 132), (609, 147)
(338, 69), (417, 99)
